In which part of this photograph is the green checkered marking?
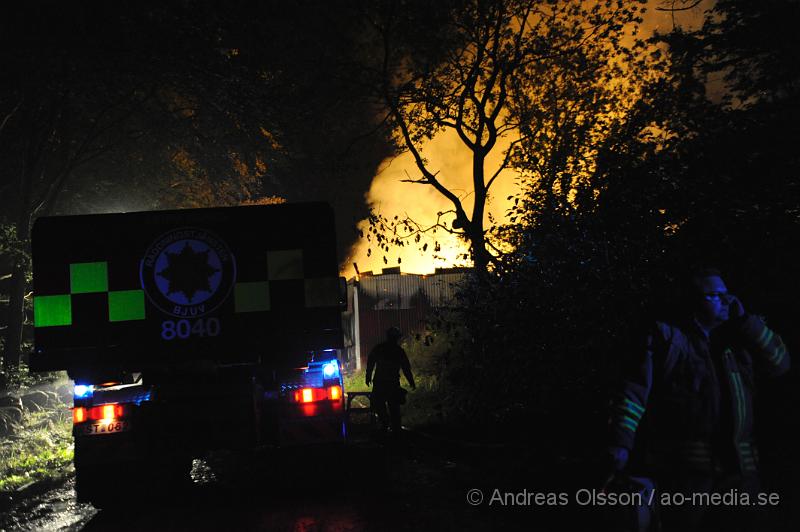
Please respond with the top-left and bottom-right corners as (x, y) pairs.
(34, 295), (72, 327)
(234, 277), (342, 312)
(35, 262), (146, 327)
(235, 282), (270, 312)
(108, 290), (146, 322)
(70, 262), (108, 294)
(235, 248), (340, 312)
(268, 249), (304, 280)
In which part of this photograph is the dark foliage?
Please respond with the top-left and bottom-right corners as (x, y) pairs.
(434, 2), (799, 474)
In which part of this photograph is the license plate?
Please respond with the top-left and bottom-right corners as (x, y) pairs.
(84, 420), (130, 435)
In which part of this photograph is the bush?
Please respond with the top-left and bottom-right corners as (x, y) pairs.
(0, 386), (73, 493)
(0, 362), (65, 394)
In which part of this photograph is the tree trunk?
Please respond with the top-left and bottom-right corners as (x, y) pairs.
(470, 151), (490, 280)
(3, 263), (26, 371)
(470, 228), (490, 280)
(3, 207), (31, 372)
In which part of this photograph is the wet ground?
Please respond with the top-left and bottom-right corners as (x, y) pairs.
(0, 478), (93, 531)
(0, 429), (608, 532)
(5, 429), (794, 532)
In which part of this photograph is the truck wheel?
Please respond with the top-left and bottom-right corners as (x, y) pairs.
(75, 462), (120, 508)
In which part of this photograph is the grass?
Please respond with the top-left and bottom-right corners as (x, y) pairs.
(342, 367), (369, 396)
(0, 403), (74, 492)
(344, 332), (455, 430)
(343, 367), (445, 429)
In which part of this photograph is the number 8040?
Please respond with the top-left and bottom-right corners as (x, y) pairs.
(161, 318), (221, 341)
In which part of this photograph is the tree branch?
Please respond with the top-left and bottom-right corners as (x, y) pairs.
(655, 0), (702, 12)
(390, 104), (467, 222)
(32, 89), (148, 218)
(382, 210), (464, 239)
(0, 98), (22, 135)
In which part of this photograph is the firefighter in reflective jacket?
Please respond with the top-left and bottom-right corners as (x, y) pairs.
(366, 327), (416, 435)
(608, 268), (790, 531)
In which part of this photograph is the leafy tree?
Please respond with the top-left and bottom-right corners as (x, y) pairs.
(436, 0), (800, 454)
(0, 46), (152, 370)
(700, 0), (800, 107)
(0, 2), (393, 372)
(357, 0), (651, 278)
(0, 3), (281, 370)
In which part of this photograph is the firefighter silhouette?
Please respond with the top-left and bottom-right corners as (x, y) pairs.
(607, 267), (790, 531)
(366, 326), (416, 436)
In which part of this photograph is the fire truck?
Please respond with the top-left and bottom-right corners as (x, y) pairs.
(30, 203), (348, 507)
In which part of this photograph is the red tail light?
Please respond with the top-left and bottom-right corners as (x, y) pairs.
(88, 403), (125, 421)
(291, 386), (343, 403)
(294, 387), (324, 403)
(73, 407), (87, 424)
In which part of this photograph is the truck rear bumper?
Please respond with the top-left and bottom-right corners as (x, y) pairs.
(261, 400), (346, 446)
(278, 415), (345, 445)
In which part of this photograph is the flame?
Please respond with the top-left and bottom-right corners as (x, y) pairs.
(344, 128), (520, 277)
(343, 2), (711, 279)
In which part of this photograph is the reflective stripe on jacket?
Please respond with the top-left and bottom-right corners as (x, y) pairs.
(610, 314), (790, 474)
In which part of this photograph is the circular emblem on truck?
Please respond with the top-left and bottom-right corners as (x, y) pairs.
(140, 228), (236, 318)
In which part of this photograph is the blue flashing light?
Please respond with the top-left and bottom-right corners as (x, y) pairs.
(74, 385), (95, 399)
(322, 361), (339, 378)
(133, 390), (152, 405)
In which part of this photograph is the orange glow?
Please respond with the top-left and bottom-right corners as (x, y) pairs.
(345, 128), (520, 277)
(300, 403), (319, 417)
(73, 407), (87, 424)
(328, 385), (342, 401)
(102, 404), (115, 419)
(87, 403), (124, 421)
(342, 5), (713, 279)
(293, 386), (342, 403)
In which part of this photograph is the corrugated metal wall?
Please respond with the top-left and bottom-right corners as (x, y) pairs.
(341, 268), (466, 371)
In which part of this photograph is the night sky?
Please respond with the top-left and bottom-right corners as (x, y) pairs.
(1, 2), (391, 273)
(0, 1), (712, 277)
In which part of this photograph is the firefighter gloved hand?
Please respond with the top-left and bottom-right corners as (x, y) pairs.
(607, 446), (629, 471)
